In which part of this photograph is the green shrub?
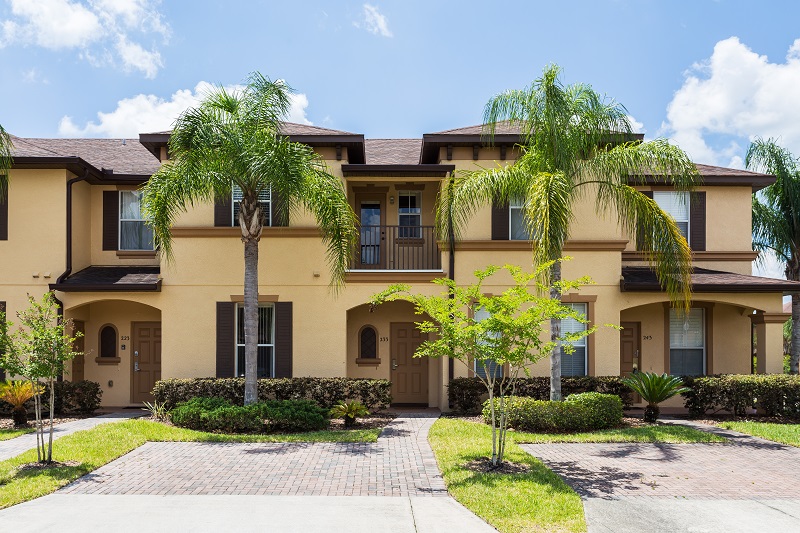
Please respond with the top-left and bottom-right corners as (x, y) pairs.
(169, 397), (329, 433)
(255, 399), (329, 432)
(0, 379), (102, 417)
(153, 377), (392, 411)
(682, 374), (800, 418)
(451, 376), (633, 415)
(482, 392), (623, 432)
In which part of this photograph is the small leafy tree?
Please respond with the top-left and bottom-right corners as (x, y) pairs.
(0, 293), (82, 463)
(371, 262), (595, 466)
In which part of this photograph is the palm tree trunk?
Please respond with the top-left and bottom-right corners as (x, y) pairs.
(792, 293), (800, 375)
(550, 261), (562, 401)
(240, 193), (263, 405)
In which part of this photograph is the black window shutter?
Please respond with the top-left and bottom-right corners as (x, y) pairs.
(274, 302), (293, 378)
(216, 302), (236, 378)
(0, 301), (5, 380)
(636, 191), (654, 251)
(690, 191), (706, 251)
(271, 188), (288, 227)
(491, 202), (509, 240)
(214, 194), (233, 227)
(0, 182), (7, 241)
(102, 191), (118, 251)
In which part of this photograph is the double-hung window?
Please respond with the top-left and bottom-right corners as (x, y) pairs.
(509, 197), (532, 240)
(473, 307), (503, 379)
(119, 191), (154, 251)
(232, 185), (271, 227)
(669, 308), (705, 376)
(235, 303), (275, 378)
(398, 191), (421, 238)
(653, 191), (690, 243)
(561, 303), (588, 376)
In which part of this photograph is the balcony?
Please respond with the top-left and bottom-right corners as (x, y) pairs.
(351, 225), (442, 271)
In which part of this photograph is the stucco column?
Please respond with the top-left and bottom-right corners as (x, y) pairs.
(753, 312), (790, 374)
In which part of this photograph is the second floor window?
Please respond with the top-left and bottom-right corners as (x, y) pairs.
(510, 197), (532, 240)
(233, 185), (271, 226)
(119, 191), (154, 251)
(398, 191), (421, 238)
(653, 191), (689, 242)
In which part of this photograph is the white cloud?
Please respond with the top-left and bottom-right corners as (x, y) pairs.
(662, 37), (800, 167)
(357, 4), (392, 37)
(58, 82), (313, 138)
(627, 115), (645, 134)
(0, 0), (169, 78)
(753, 250), (787, 280)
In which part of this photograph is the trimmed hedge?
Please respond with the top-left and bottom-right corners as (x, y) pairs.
(169, 397), (329, 433)
(154, 377), (392, 411)
(450, 376), (633, 414)
(682, 374), (800, 418)
(482, 392), (623, 432)
(0, 380), (102, 417)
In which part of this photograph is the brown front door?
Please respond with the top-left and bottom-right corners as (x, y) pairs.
(131, 322), (161, 404)
(356, 193), (386, 269)
(71, 320), (85, 382)
(620, 322), (641, 402)
(390, 323), (428, 404)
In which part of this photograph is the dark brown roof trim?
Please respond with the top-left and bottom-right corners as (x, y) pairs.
(48, 280), (162, 292)
(341, 164), (455, 177)
(12, 156), (152, 184)
(630, 175), (774, 191)
(620, 267), (800, 294)
(420, 133), (521, 163)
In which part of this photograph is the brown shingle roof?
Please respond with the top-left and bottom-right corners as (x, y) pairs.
(621, 267), (800, 293)
(11, 136), (160, 175)
(278, 122), (356, 136)
(695, 164), (770, 178)
(365, 139), (421, 165)
(429, 122), (522, 135)
(50, 266), (161, 292)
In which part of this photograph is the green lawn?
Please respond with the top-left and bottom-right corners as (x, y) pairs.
(514, 424), (725, 444)
(0, 418), (381, 509)
(718, 421), (800, 447)
(0, 428), (34, 441)
(429, 418), (586, 533)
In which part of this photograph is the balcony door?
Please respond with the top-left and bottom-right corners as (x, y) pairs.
(356, 192), (386, 269)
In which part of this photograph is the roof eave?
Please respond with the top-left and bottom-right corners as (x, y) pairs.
(341, 164), (455, 177)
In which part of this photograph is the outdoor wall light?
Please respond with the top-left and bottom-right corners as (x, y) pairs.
(389, 195), (395, 204)
(108, 380), (114, 387)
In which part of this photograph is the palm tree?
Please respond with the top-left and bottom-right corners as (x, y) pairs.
(746, 138), (800, 374)
(143, 73), (358, 404)
(438, 65), (699, 400)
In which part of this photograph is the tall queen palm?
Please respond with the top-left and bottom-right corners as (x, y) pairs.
(439, 65), (699, 400)
(143, 73), (358, 404)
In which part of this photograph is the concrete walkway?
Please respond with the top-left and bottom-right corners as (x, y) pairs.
(0, 411), (144, 461)
(522, 420), (800, 533)
(0, 412), (496, 532)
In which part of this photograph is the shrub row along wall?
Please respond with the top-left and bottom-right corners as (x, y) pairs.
(154, 377), (392, 411)
(482, 392), (624, 432)
(0, 380), (102, 416)
(682, 374), (800, 418)
(449, 376), (633, 414)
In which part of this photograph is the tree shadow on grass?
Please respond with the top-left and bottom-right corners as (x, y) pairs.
(0, 462), (90, 489)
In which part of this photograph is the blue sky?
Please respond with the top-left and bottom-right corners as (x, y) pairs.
(1, 0), (799, 277)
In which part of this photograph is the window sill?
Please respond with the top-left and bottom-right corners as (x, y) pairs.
(116, 250), (157, 258)
(356, 358), (381, 366)
(95, 357), (121, 365)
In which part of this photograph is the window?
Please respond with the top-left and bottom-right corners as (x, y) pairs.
(398, 191), (421, 238)
(473, 307), (503, 379)
(235, 304), (274, 378)
(669, 308), (705, 376)
(359, 326), (378, 359)
(119, 191), (154, 250)
(561, 303), (588, 376)
(99, 325), (117, 358)
(232, 185), (271, 227)
(653, 191), (689, 242)
(509, 197), (532, 240)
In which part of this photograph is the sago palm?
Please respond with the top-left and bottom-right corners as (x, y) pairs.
(143, 73), (359, 405)
(438, 65), (699, 400)
(622, 372), (689, 422)
(746, 138), (800, 373)
(0, 380), (40, 426)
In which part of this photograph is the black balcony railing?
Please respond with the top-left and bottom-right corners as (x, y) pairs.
(351, 225), (442, 271)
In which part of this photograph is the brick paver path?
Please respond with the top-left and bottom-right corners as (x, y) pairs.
(0, 412), (143, 461)
(521, 421), (800, 499)
(61, 412), (448, 497)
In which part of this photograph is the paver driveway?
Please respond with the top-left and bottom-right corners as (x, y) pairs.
(522, 421), (800, 533)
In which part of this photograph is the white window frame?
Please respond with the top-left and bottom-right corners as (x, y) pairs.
(118, 190), (155, 251)
(669, 308), (706, 376)
(561, 302), (588, 376)
(509, 197), (531, 241)
(398, 190), (422, 238)
(234, 303), (275, 378)
(653, 191), (690, 244)
(232, 185), (272, 227)
(473, 306), (503, 378)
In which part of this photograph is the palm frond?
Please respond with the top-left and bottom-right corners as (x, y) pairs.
(0, 124), (12, 201)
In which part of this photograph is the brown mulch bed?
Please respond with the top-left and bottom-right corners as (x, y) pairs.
(446, 414), (662, 431)
(465, 457), (531, 474)
(16, 460), (81, 472)
(140, 412), (398, 432)
(0, 415), (89, 431)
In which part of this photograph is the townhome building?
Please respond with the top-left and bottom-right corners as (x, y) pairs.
(0, 123), (796, 408)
